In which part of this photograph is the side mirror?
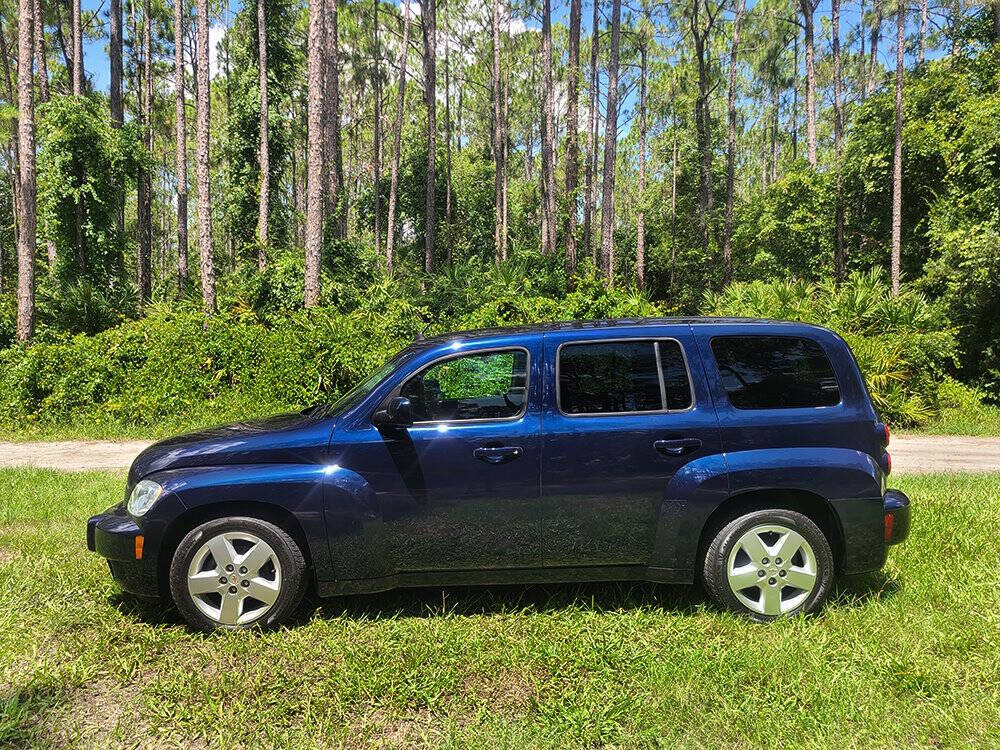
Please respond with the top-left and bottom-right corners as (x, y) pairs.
(374, 396), (413, 428)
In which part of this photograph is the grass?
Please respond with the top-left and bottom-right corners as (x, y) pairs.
(904, 401), (1000, 437)
(1, 469), (999, 749)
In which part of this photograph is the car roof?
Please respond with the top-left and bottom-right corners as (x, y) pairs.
(420, 317), (826, 344)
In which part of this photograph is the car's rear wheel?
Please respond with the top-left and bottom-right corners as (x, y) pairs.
(169, 517), (306, 631)
(702, 509), (833, 622)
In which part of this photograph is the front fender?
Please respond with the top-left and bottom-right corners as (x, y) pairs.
(149, 463), (336, 581)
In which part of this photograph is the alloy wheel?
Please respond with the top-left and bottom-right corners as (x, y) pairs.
(186, 531), (283, 626)
(726, 523), (818, 616)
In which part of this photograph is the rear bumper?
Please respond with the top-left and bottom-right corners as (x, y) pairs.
(87, 507), (160, 596)
(883, 489), (911, 546)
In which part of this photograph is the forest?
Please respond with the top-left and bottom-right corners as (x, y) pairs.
(1, 0), (999, 436)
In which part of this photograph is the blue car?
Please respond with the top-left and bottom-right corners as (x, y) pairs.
(88, 318), (911, 630)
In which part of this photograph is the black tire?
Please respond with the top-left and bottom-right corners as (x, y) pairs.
(701, 509), (834, 622)
(169, 516), (307, 632)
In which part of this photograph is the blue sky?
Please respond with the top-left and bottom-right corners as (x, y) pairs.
(79, 0), (940, 97)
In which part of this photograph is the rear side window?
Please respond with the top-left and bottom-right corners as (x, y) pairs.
(710, 335), (840, 409)
(558, 340), (692, 415)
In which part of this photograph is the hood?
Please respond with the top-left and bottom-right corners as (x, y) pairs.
(127, 407), (339, 487)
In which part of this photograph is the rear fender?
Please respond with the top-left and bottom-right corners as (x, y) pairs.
(651, 448), (885, 575)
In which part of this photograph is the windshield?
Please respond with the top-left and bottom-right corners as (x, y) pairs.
(323, 347), (418, 416)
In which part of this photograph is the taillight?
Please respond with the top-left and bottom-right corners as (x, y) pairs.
(877, 422), (890, 448)
(886, 452), (892, 475)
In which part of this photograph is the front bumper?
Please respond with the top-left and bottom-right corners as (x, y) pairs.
(87, 507), (160, 596)
(883, 489), (911, 546)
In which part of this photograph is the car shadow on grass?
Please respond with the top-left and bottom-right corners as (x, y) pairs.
(107, 571), (902, 630)
(828, 570), (902, 607)
(311, 580), (707, 622)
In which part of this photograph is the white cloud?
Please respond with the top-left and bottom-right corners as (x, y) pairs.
(209, 23), (226, 79)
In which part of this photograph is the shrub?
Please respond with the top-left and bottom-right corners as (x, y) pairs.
(702, 271), (958, 425)
(0, 290), (427, 435)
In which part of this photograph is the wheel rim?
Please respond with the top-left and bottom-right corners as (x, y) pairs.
(726, 523), (818, 616)
(187, 531), (282, 626)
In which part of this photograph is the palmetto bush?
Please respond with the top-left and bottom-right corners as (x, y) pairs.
(703, 271), (958, 425)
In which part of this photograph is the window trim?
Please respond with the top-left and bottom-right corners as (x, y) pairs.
(555, 337), (696, 418)
(709, 334), (843, 411)
(379, 345), (532, 426)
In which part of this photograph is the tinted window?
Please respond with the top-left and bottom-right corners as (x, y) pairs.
(711, 336), (840, 409)
(659, 340), (693, 410)
(401, 349), (528, 422)
(559, 341), (664, 414)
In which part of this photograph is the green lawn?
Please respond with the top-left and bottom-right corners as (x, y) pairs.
(1, 470), (998, 749)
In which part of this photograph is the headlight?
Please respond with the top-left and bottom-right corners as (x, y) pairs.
(127, 479), (164, 517)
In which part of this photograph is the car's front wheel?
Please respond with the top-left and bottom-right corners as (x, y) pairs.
(169, 516), (307, 631)
(702, 509), (833, 621)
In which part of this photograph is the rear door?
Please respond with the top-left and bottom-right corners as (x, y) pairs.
(539, 327), (723, 567)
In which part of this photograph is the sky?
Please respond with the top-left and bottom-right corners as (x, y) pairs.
(78, 0), (942, 105)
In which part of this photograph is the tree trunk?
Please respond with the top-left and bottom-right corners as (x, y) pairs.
(792, 29), (798, 159)
(71, 0), (83, 93)
(669, 71), (677, 294)
(17, 0), (36, 341)
(598, 0), (621, 281)
(692, 0), (716, 262)
(325, 0), (345, 238)
(305, 0), (325, 304)
(891, 0), (903, 295)
(770, 91), (778, 183)
(373, 0), (383, 258)
(502, 27), (509, 260)
(385, 0), (411, 273)
(110, 0), (124, 270)
(491, 0), (503, 264)
(33, 0), (49, 101)
(539, 0), (557, 256)
(722, 0), (746, 287)
(110, 0), (124, 122)
(636, 25), (648, 288)
(442, 0), (451, 263)
(34, 0), (56, 268)
(421, 0), (436, 274)
(1, 21), (21, 253)
(583, 0), (599, 263)
(174, 0), (188, 295)
(257, 0), (270, 268)
(800, 0), (817, 168)
(196, 0), (216, 312)
(138, 0), (153, 305)
(565, 0), (581, 276)
(860, 0), (867, 90)
(868, 3), (881, 96)
(919, 0), (928, 62)
(833, 0), (845, 282)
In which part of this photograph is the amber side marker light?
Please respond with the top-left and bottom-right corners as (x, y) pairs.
(135, 535), (145, 560)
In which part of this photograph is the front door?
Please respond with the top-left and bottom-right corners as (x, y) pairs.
(343, 341), (543, 573)
(540, 329), (722, 567)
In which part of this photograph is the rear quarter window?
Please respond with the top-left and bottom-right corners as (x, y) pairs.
(710, 335), (840, 409)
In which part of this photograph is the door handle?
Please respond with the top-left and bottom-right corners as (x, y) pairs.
(653, 438), (702, 456)
(473, 446), (523, 464)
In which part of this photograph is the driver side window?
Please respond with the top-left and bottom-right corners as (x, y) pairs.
(400, 349), (529, 423)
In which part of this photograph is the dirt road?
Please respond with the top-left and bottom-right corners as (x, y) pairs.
(1, 435), (997, 474)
